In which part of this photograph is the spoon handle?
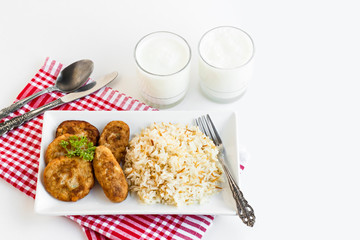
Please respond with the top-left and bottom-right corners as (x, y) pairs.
(0, 98), (63, 136)
(0, 86), (56, 119)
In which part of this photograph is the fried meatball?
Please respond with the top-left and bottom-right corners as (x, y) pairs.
(93, 146), (128, 202)
(99, 121), (129, 164)
(56, 120), (99, 146)
(45, 134), (74, 165)
(43, 156), (94, 202)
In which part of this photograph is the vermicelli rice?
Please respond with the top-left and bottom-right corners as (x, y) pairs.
(124, 122), (223, 206)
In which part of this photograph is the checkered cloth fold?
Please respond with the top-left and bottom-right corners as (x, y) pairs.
(0, 58), (244, 240)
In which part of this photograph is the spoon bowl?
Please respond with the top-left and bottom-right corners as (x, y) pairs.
(0, 59), (94, 119)
(55, 60), (94, 92)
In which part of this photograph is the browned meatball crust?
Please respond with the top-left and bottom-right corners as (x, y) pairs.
(43, 156), (94, 202)
(93, 146), (128, 202)
(56, 120), (99, 146)
(45, 134), (73, 165)
(98, 121), (130, 164)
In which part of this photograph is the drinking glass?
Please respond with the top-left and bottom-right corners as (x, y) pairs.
(198, 26), (255, 102)
(134, 31), (191, 108)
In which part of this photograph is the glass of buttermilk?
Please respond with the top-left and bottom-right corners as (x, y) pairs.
(198, 26), (255, 102)
(134, 31), (191, 108)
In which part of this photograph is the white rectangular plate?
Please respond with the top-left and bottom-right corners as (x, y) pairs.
(34, 110), (240, 216)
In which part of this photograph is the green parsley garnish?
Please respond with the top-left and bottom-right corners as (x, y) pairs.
(60, 136), (96, 161)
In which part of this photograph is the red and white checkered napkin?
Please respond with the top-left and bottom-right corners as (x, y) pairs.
(0, 58), (219, 240)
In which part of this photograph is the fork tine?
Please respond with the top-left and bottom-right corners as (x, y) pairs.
(202, 115), (218, 145)
(196, 117), (208, 137)
(206, 114), (222, 145)
(199, 116), (211, 138)
(195, 118), (204, 133)
(195, 115), (221, 146)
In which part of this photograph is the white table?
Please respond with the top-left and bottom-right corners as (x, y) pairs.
(1, 0), (359, 239)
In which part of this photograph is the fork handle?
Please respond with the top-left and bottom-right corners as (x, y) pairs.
(219, 152), (256, 227)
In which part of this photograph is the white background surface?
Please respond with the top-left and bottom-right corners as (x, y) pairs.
(0, 0), (359, 239)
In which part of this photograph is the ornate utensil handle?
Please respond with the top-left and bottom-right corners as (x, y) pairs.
(0, 98), (62, 136)
(0, 86), (56, 119)
(218, 151), (256, 227)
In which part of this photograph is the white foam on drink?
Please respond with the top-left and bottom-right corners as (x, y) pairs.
(135, 32), (191, 75)
(199, 27), (254, 69)
(135, 32), (191, 107)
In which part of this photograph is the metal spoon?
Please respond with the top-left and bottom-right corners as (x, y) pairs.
(0, 59), (94, 119)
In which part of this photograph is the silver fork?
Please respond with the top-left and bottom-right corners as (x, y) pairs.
(195, 114), (255, 227)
